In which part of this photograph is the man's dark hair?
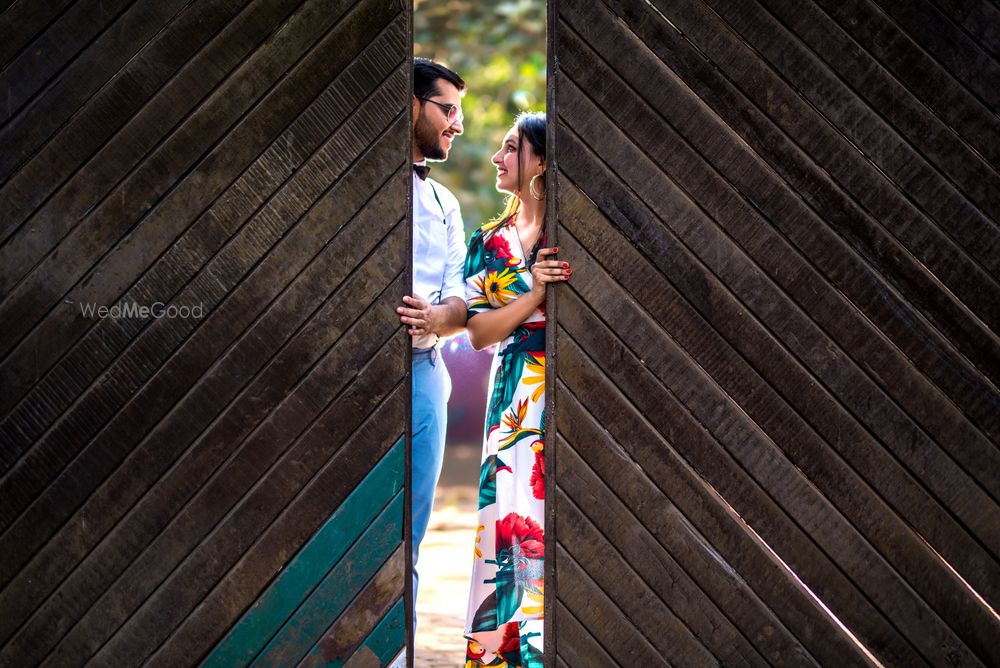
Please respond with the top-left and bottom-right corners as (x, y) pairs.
(414, 57), (466, 99)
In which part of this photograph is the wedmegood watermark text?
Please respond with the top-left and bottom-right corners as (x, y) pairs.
(79, 301), (205, 320)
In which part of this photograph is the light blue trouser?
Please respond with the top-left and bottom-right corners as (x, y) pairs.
(411, 347), (450, 611)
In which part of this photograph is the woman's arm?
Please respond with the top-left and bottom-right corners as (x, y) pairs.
(466, 247), (570, 350)
(466, 290), (542, 350)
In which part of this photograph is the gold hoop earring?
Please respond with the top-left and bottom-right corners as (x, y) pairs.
(529, 174), (545, 201)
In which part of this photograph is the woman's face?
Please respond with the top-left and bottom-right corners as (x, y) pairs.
(492, 126), (544, 196)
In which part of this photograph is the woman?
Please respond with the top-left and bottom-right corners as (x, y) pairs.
(462, 111), (569, 668)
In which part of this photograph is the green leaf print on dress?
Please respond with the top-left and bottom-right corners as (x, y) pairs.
(478, 455), (510, 510)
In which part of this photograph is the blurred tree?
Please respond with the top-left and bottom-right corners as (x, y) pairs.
(415, 0), (546, 237)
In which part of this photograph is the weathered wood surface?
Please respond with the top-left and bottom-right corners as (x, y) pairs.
(549, 0), (1000, 665)
(0, 1), (407, 666)
(202, 443), (405, 668)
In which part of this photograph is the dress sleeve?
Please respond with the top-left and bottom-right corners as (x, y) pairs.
(464, 228), (490, 320)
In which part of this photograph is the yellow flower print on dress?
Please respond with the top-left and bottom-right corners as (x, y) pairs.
(477, 267), (520, 308)
(522, 584), (544, 617)
(522, 352), (545, 403)
(474, 524), (486, 559)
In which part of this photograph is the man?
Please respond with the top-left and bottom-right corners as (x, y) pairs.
(398, 58), (468, 614)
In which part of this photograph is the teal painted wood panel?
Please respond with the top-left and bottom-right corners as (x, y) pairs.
(360, 599), (406, 666)
(351, 598), (407, 667)
(298, 598), (406, 667)
(250, 490), (404, 667)
(201, 439), (403, 668)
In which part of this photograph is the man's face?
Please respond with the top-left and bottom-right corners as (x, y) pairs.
(413, 80), (464, 162)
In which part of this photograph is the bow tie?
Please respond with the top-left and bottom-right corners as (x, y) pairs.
(412, 163), (431, 180)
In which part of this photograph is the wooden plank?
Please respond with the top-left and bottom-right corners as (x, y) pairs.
(295, 549), (405, 667)
(0, 111), (406, 608)
(0, 0), (191, 182)
(0, 0), (293, 257)
(703, 0), (1000, 302)
(334, 598), (406, 668)
(0, 0), (75, 67)
(557, 326), (923, 666)
(0, 15), (406, 461)
(553, 601), (617, 667)
(653, 0), (1000, 327)
(58, 354), (405, 667)
(556, 384), (844, 665)
(556, 125), (1000, 559)
(2, 121), (404, 549)
(560, 0), (1000, 443)
(810, 0), (1000, 165)
(555, 180), (1000, 612)
(555, 544), (666, 666)
(751, 0), (1000, 224)
(555, 438), (784, 666)
(145, 431), (405, 666)
(557, 231), (996, 664)
(140, 403), (405, 668)
(0, 0), (398, 393)
(559, 282), (987, 667)
(554, 0), (1000, 665)
(0, 202), (403, 643)
(871, 0), (1000, 110)
(931, 0), (1000, 58)
(201, 441), (404, 668)
(556, 75), (1000, 525)
(249, 492), (403, 668)
(4, 269), (405, 666)
(555, 483), (749, 667)
(555, 46), (1000, 457)
(0, 0), (133, 126)
(0, 1), (406, 665)
(0, 64), (405, 530)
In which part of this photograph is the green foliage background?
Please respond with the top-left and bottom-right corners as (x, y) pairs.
(415, 0), (546, 238)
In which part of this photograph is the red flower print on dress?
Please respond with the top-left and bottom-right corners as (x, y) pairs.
(498, 622), (521, 657)
(485, 232), (519, 266)
(496, 512), (544, 560)
(529, 448), (544, 500)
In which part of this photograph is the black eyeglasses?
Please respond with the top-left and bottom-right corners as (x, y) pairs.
(416, 96), (464, 124)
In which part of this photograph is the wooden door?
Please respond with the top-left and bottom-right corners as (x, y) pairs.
(548, 0), (1000, 665)
(0, 0), (408, 665)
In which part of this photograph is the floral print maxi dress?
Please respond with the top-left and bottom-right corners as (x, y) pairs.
(463, 216), (545, 668)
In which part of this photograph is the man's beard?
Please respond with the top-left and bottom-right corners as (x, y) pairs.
(414, 111), (447, 161)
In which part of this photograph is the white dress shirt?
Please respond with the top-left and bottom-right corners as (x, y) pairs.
(412, 164), (467, 349)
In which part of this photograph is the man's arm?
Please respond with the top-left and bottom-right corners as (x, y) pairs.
(400, 182), (468, 339)
(436, 187), (469, 335)
(398, 294), (466, 338)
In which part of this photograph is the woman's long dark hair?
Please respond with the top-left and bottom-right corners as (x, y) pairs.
(493, 111), (546, 225)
